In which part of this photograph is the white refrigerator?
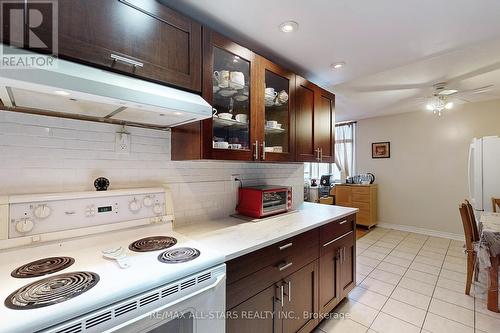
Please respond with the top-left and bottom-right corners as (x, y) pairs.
(468, 136), (500, 212)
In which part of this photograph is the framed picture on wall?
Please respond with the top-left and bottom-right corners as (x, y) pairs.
(372, 142), (390, 158)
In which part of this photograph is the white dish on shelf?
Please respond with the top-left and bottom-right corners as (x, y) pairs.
(219, 89), (237, 97)
(218, 113), (233, 120)
(234, 94), (248, 101)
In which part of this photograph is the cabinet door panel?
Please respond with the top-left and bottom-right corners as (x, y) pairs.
(315, 91), (335, 163)
(282, 261), (319, 333)
(339, 230), (356, 297)
(319, 247), (341, 315)
(202, 29), (257, 161)
(295, 77), (317, 162)
(260, 57), (296, 162)
(227, 284), (280, 333)
(335, 186), (352, 206)
(57, 0), (201, 90)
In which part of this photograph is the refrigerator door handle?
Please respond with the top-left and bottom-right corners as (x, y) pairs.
(468, 142), (474, 205)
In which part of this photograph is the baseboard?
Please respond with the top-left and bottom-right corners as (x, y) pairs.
(376, 222), (464, 241)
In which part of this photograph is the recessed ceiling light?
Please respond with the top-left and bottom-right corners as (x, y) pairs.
(331, 62), (346, 69)
(279, 21), (298, 33)
(53, 90), (70, 96)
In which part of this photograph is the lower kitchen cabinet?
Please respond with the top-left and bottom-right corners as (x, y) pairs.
(227, 284), (280, 333)
(318, 215), (356, 314)
(226, 214), (355, 333)
(281, 261), (319, 333)
(338, 231), (356, 298)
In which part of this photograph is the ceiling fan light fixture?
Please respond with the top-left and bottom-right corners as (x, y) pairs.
(426, 103), (434, 111)
(445, 102), (454, 110)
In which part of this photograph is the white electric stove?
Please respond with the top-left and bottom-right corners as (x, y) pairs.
(0, 188), (226, 333)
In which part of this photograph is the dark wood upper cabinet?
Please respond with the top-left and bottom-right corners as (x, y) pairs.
(259, 56), (296, 162)
(315, 89), (335, 163)
(201, 28), (259, 161)
(295, 75), (335, 163)
(295, 76), (317, 162)
(56, 0), (202, 91)
(172, 29), (300, 162)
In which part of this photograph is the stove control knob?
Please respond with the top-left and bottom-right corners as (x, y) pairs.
(153, 203), (163, 215)
(16, 218), (34, 234)
(34, 204), (51, 219)
(143, 196), (153, 207)
(129, 199), (141, 213)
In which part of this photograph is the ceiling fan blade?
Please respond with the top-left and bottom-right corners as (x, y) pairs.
(456, 96), (472, 103)
(456, 85), (494, 95)
(350, 83), (429, 93)
(447, 61), (500, 84)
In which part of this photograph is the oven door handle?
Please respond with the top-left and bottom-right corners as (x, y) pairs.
(107, 274), (226, 332)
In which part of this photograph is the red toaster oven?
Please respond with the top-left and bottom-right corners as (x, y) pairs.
(237, 186), (292, 218)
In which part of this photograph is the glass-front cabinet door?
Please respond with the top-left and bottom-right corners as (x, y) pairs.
(203, 29), (257, 161)
(259, 57), (295, 162)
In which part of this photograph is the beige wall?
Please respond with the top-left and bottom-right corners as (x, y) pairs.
(356, 99), (500, 235)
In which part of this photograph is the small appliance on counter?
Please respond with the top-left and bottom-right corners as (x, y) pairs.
(308, 178), (319, 203)
(319, 174), (334, 197)
(346, 173), (375, 184)
(237, 185), (292, 218)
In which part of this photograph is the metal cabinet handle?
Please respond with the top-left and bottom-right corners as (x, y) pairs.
(280, 284), (284, 307)
(253, 140), (259, 160)
(287, 281), (292, 302)
(261, 141), (266, 160)
(110, 53), (144, 68)
(320, 148), (323, 162)
(279, 242), (293, 251)
(278, 262), (293, 271)
(316, 148), (321, 161)
(322, 231), (354, 247)
(339, 220), (348, 225)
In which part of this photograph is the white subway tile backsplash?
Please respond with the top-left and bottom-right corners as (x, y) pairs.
(0, 111), (304, 223)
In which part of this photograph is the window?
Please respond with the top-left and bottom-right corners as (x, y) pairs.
(304, 122), (356, 181)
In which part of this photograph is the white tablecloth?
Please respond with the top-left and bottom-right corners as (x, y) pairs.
(479, 213), (500, 267)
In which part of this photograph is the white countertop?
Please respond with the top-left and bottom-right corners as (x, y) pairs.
(175, 202), (358, 261)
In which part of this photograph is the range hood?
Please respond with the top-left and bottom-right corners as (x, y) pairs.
(0, 47), (212, 129)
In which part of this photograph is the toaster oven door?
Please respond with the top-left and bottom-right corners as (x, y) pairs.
(262, 190), (288, 215)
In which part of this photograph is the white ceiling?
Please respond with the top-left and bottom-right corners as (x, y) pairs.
(163, 0), (500, 121)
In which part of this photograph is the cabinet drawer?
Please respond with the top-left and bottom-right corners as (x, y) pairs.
(352, 201), (370, 212)
(319, 215), (355, 252)
(227, 228), (319, 285)
(352, 192), (370, 203)
(352, 187), (370, 194)
(227, 242), (318, 309)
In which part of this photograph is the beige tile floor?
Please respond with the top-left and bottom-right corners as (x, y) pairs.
(315, 228), (500, 333)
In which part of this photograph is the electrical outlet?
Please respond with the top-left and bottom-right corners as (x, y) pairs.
(230, 174), (241, 190)
(115, 132), (131, 154)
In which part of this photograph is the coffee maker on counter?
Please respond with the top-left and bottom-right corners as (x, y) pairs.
(319, 174), (334, 197)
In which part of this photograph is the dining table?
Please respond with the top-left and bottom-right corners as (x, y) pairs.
(479, 212), (500, 312)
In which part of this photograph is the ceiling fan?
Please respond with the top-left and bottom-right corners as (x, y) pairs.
(422, 82), (494, 116)
(347, 60), (499, 116)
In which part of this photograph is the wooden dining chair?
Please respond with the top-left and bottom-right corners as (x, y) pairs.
(464, 200), (480, 282)
(459, 202), (477, 295)
(493, 198), (500, 213)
